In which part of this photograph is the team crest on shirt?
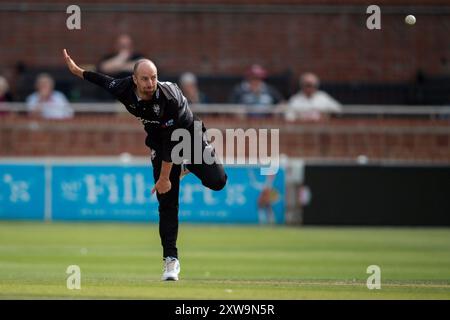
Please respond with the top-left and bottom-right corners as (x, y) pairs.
(108, 80), (117, 89)
(153, 104), (160, 116)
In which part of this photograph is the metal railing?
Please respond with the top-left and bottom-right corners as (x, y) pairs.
(1, 102), (450, 118)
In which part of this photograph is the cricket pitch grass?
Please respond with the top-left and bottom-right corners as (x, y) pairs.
(0, 222), (449, 299)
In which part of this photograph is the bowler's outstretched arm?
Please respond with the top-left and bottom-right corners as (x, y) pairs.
(63, 49), (84, 78)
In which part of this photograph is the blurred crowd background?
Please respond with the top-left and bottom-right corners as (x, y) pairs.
(1, 1), (449, 105)
(0, 0), (449, 161)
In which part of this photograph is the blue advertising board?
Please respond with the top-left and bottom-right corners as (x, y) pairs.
(0, 162), (285, 224)
(0, 164), (45, 220)
(51, 165), (158, 222)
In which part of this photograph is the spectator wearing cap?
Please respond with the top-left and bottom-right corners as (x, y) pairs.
(179, 72), (209, 104)
(287, 72), (341, 121)
(230, 64), (283, 111)
(26, 73), (73, 120)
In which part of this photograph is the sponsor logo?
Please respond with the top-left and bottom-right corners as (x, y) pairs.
(139, 118), (160, 125)
(162, 119), (174, 128)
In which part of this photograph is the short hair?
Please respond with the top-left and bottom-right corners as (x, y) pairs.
(133, 59), (157, 75)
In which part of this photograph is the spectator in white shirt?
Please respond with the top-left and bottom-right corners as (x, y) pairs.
(26, 73), (73, 119)
(286, 72), (341, 121)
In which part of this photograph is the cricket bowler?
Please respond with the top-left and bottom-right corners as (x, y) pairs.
(63, 49), (227, 281)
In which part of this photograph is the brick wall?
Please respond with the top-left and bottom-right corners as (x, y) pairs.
(1, 0), (449, 84)
(1, 114), (449, 162)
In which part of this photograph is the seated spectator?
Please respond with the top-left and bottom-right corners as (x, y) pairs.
(287, 72), (341, 121)
(98, 34), (144, 78)
(179, 72), (209, 104)
(230, 64), (283, 113)
(0, 75), (13, 116)
(26, 73), (73, 119)
(0, 76), (13, 102)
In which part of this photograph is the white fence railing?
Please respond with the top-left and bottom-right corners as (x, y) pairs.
(1, 102), (450, 117)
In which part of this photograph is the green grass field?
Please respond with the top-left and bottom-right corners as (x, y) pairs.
(0, 222), (449, 299)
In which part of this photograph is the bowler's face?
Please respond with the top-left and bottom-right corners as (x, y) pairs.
(133, 63), (158, 99)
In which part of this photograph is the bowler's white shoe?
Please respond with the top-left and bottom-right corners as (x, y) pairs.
(162, 257), (180, 281)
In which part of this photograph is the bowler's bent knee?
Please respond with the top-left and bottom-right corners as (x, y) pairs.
(204, 173), (227, 191)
